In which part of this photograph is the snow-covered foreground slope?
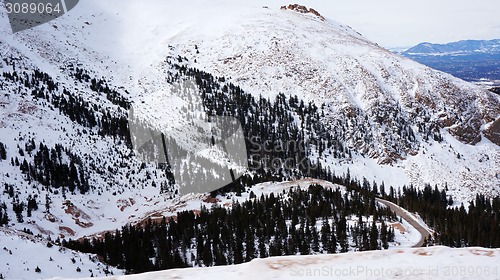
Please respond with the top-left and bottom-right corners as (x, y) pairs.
(61, 246), (500, 280)
(0, 228), (123, 279)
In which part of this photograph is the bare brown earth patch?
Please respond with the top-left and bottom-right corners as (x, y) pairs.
(117, 198), (136, 212)
(202, 195), (219, 203)
(390, 222), (406, 234)
(17, 100), (37, 114)
(63, 200), (94, 228)
(469, 248), (495, 257)
(59, 226), (76, 238)
(33, 223), (53, 236)
(75, 219), (93, 228)
(280, 4), (325, 20)
(413, 249), (432, 256)
(45, 213), (58, 223)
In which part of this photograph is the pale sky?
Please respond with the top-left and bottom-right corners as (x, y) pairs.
(232, 0), (500, 48)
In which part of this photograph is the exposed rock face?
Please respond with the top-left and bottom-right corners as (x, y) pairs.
(484, 118), (500, 146)
(489, 87), (500, 95)
(280, 4), (325, 20)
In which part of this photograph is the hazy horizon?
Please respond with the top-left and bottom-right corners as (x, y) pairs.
(227, 0), (500, 48)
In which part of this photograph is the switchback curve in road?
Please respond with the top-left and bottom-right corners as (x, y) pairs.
(375, 198), (431, 247)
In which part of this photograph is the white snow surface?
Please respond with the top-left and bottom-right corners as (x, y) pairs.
(0, 228), (123, 280)
(59, 246), (500, 280)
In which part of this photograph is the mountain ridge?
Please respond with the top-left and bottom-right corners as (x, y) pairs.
(400, 38), (500, 83)
(403, 39), (500, 55)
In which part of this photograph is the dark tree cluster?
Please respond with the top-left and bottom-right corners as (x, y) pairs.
(388, 185), (500, 248)
(489, 87), (500, 95)
(5, 182), (39, 223)
(2, 69), (58, 93)
(12, 196), (25, 223)
(0, 202), (9, 226)
(68, 66), (130, 109)
(17, 141), (89, 194)
(65, 184), (395, 274)
(169, 61), (352, 174)
(2, 69), (131, 144)
(0, 142), (7, 160)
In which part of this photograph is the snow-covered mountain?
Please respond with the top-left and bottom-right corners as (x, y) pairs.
(403, 39), (500, 56)
(400, 39), (500, 82)
(0, 1), (499, 278)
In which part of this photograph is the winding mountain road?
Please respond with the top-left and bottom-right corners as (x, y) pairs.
(375, 198), (431, 247)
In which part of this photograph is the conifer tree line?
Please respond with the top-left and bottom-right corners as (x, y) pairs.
(170, 60), (352, 175)
(383, 185), (500, 248)
(14, 141), (90, 194)
(1, 69), (131, 143)
(0, 201), (8, 226)
(69, 66), (131, 109)
(64, 177), (500, 275)
(65, 184), (396, 274)
(0, 142), (7, 161)
(0, 65), (181, 219)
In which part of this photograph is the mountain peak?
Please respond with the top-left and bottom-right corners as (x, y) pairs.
(280, 4), (325, 20)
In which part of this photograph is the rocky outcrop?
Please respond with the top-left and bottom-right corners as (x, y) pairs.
(489, 87), (500, 95)
(280, 4), (325, 20)
(484, 118), (500, 146)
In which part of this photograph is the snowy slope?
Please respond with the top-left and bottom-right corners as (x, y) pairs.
(0, 228), (123, 279)
(37, 0), (499, 196)
(61, 246), (500, 280)
(132, 178), (424, 249)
